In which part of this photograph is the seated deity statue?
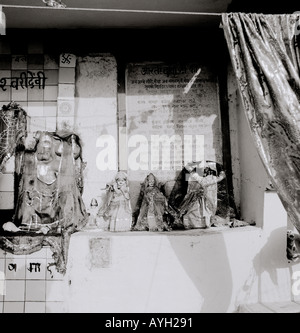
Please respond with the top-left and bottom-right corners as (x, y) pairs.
(132, 173), (171, 232)
(96, 171), (132, 232)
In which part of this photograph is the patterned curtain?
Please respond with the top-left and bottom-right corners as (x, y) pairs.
(222, 13), (300, 233)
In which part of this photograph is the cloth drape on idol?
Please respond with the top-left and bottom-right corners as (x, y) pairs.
(0, 102), (88, 274)
(167, 161), (234, 229)
(222, 13), (300, 259)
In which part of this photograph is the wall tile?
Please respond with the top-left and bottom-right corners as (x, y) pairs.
(0, 70), (11, 100)
(43, 101), (57, 116)
(58, 84), (75, 99)
(56, 116), (74, 132)
(46, 301), (66, 313)
(45, 117), (56, 132)
(5, 252), (26, 259)
(59, 67), (75, 84)
(0, 192), (14, 209)
(25, 280), (46, 302)
(29, 116), (46, 132)
(25, 258), (46, 280)
(44, 55), (59, 69)
(28, 87), (44, 101)
(27, 54), (44, 69)
(0, 69), (11, 78)
(46, 280), (65, 302)
(0, 259), (5, 301)
(5, 258), (26, 280)
(26, 69), (47, 90)
(5, 280), (25, 301)
(59, 53), (76, 68)
(11, 55), (27, 70)
(0, 258), (4, 274)
(27, 101), (44, 117)
(44, 85), (58, 101)
(0, 174), (14, 191)
(44, 69), (58, 85)
(0, 88), (10, 102)
(57, 99), (74, 117)
(25, 301), (46, 313)
(3, 301), (24, 313)
(11, 87), (27, 102)
(0, 283), (5, 302)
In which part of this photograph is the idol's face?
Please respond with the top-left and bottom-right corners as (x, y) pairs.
(148, 175), (155, 187)
(37, 134), (53, 162)
(116, 178), (126, 189)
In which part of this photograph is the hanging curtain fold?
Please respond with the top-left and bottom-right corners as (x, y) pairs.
(222, 13), (300, 232)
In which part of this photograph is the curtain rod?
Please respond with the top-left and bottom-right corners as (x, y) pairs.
(0, 4), (223, 16)
(2, 5), (296, 18)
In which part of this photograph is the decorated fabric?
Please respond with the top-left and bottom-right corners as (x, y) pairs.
(178, 167), (226, 229)
(168, 161), (233, 229)
(0, 102), (27, 172)
(222, 13), (300, 233)
(0, 112), (88, 273)
(132, 173), (171, 232)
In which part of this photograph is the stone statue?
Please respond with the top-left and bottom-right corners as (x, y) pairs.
(96, 171), (132, 232)
(132, 173), (171, 232)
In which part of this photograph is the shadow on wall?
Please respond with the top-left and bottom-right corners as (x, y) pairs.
(256, 227), (289, 283)
(167, 232), (233, 313)
(239, 226), (293, 305)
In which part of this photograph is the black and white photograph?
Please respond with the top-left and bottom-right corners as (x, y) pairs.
(0, 0), (300, 318)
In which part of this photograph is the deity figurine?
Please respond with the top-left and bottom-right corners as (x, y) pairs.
(177, 162), (226, 229)
(14, 130), (87, 235)
(96, 171), (132, 232)
(132, 173), (171, 232)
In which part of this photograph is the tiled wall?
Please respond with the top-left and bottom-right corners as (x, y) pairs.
(0, 49), (59, 132)
(0, 40), (76, 313)
(0, 41), (59, 212)
(0, 246), (66, 313)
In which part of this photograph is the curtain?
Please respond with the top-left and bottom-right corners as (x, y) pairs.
(222, 13), (300, 234)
